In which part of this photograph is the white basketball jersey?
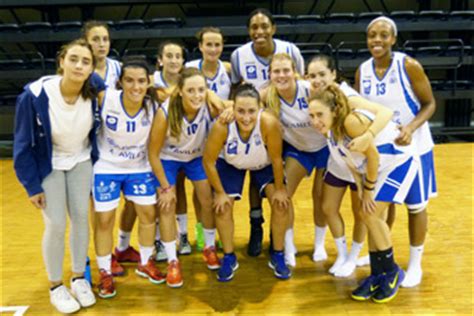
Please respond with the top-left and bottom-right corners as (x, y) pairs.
(153, 71), (168, 88)
(222, 110), (271, 170)
(160, 99), (211, 162)
(231, 39), (304, 90)
(103, 58), (121, 90)
(185, 59), (231, 100)
(328, 109), (414, 175)
(279, 80), (327, 152)
(359, 52), (433, 154)
(95, 89), (155, 174)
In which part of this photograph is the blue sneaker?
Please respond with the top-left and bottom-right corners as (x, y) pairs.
(351, 274), (383, 301)
(372, 267), (405, 304)
(217, 253), (239, 282)
(268, 251), (291, 280)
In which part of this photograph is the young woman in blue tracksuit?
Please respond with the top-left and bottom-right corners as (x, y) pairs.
(13, 39), (102, 314)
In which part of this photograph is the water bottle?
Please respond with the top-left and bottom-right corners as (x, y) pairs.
(85, 256), (92, 285)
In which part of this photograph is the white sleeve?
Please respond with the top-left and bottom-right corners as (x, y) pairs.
(230, 49), (242, 84)
(291, 44), (305, 76)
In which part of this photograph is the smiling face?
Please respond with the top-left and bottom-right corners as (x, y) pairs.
(248, 13), (276, 51)
(86, 26), (110, 60)
(199, 31), (224, 63)
(180, 75), (207, 114)
(306, 59), (337, 94)
(367, 21), (397, 59)
(270, 57), (296, 92)
(308, 98), (334, 136)
(159, 44), (184, 75)
(234, 95), (260, 134)
(59, 44), (94, 84)
(120, 66), (149, 105)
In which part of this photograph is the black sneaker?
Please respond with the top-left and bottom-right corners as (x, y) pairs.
(372, 267), (405, 303)
(247, 217), (264, 257)
(351, 274), (383, 301)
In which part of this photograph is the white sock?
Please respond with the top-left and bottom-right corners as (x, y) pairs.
(329, 236), (347, 274)
(402, 245), (424, 287)
(117, 230), (131, 252)
(203, 228), (216, 248)
(347, 241), (364, 263)
(176, 214), (188, 235)
(96, 254), (112, 274)
(314, 225), (327, 248)
(155, 220), (161, 242)
(162, 240), (177, 262)
(284, 228), (296, 254)
(139, 245), (154, 265)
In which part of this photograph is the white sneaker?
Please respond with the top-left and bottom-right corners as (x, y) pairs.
(71, 278), (96, 307)
(50, 285), (81, 314)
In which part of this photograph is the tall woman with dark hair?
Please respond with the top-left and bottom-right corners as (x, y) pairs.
(14, 39), (98, 314)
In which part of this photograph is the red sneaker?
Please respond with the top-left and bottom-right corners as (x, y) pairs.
(115, 246), (140, 263)
(135, 258), (166, 285)
(111, 255), (125, 277)
(166, 260), (183, 288)
(98, 270), (116, 299)
(203, 246), (220, 270)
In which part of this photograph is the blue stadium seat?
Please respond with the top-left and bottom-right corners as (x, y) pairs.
(147, 18), (182, 29)
(390, 10), (416, 22)
(21, 22), (52, 33)
(429, 80), (443, 90)
(0, 23), (20, 33)
(327, 13), (355, 23)
(417, 46), (442, 57)
(448, 11), (474, 21)
(44, 58), (56, 70)
(335, 48), (355, 59)
(295, 15), (323, 24)
(0, 59), (27, 70)
(417, 10), (446, 21)
(115, 19), (145, 30)
(445, 45), (471, 57)
(0, 95), (17, 107)
(273, 15), (293, 25)
(403, 47), (416, 57)
(355, 48), (371, 59)
(55, 21), (82, 32)
(357, 12), (384, 24)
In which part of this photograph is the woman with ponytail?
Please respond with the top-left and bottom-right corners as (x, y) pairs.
(148, 67), (224, 288)
(308, 84), (418, 304)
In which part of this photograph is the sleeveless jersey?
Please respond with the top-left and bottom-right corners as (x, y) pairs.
(222, 110), (271, 170)
(327, 109), (414, 176)
(160, 99), (211, 162)
(185, 59), (231, 100)
(95, 89), (155, 174)
(102, 57), (121, 90)
(279, 80), (326, 152)
(153, 71), (168, 88)
(359, 52), (433, 154)
(230, 39), (304, 90)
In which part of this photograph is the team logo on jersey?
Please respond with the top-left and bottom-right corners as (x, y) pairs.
(226, 139), (238, 155)
(220, 74), (228, 85)
(389, 71), (397, 84)
(362, 79), (371, 95)
(105, 115), (118, 131)
(245, 65), (257, 79)
(141, 116), (151, 127)
(254, 134), (262, 146)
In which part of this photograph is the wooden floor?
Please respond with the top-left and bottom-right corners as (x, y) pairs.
(1, 143), (472, 315)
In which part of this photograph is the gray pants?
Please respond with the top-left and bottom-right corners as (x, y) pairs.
(41, 160), (92, 282)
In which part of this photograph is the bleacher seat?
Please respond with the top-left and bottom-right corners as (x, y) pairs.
(327, 13), (355, 23)
(21, 22), (52, 33)
(430, 80), (444, 90)
(115, 19), (145, 30)
(44, 58), (56, 70)
(55, 21), (82, 32)
(295, 15), (323, 24)
(357, 12), (384, 24)
(403, 47), (416, 57)
(417, 46), (443, 57)
(442, 80), (472, 90)
(273, 15), (293, 25)
(355, 48), (371, 59)
(418, 10), (446, 21)
(147, 18), (182, 29)
(390, 10), (416, 22)
(0, 59), (27, 70)
(0, 23), (20, 33)
(448, 11), (474, 21)
(335, 48), (354, 59)
(0, 95), (17, 107)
